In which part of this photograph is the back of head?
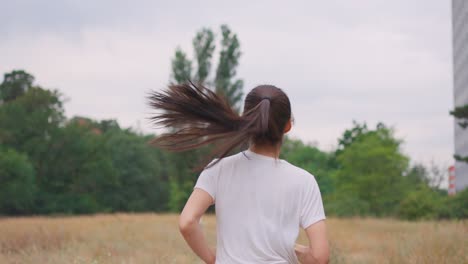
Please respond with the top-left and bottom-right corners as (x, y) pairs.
(148, 82), (291, 169)
(242, 85), (292, 147)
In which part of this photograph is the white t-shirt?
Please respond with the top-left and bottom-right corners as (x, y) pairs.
(194, 149), (326, 264)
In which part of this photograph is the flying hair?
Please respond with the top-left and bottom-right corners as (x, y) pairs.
(147, 82), (291, 170)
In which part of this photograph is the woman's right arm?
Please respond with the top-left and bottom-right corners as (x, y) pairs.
(179, 188), (216, 264)
(295, 220), (329, 264)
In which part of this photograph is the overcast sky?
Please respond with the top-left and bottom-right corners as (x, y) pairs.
(0, 0), (454, 167)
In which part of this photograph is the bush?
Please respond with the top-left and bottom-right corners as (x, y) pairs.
(324, 193), (371, 217)
(438, 188), (468, 219)
(397, 187), (443, 220)
(35, 192), (101, 214)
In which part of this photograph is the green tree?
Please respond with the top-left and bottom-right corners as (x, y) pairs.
(171, 48), (192, 84)
(161, 146), (209, 211)
(450, 105), (468, 162)
(405, 163), (429, 187)
(404, 161), (446, 191)
(166, 25), (244, 210)
(0, 147), (36, 214)
(37, 118), (170, 214)
(35, 120), (112, 214)
(334, 120), (369, 156)
(170, 24), (244, 111)
(0, 73), (65, 184)
(0, 70), (34, 102)
(193, 28), (215, 84)
(102, 130), (169, 212)
(332, 124), (409, 216)
(214, 25), (244, 111)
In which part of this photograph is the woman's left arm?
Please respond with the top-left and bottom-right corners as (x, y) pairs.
(179, 188), (216, 264)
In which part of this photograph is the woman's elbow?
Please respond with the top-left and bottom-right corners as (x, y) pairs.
(178, 215), (198, 235)
(306, 255), (328, 264)
(307, 250), (329, 264)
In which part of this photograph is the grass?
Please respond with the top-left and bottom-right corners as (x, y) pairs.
(0, 214), (466, 264)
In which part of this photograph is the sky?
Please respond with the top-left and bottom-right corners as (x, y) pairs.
(0, 0), (454, 168)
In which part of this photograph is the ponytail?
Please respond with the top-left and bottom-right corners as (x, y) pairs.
(257, 98), (270, 135)
(148, 82), (291, 169)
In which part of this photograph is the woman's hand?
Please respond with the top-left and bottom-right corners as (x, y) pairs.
(295, 243), (310, 263)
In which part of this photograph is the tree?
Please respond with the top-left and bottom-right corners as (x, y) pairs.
(450, 105), (468, 162)
(170, 25), (244, 111)
(33, 120), (113, 214)
(171, 48), (192, 84)
(0, 70), (34, 102)
(335, 120), (369, 156)
(165, 25), (244, 210)
(214, 25), (244, 111)
(35, 118), (170, 214)
(332, 124), (409, 216)
(193, 28), (215, 84)
(102, 130), (169, 212)
(405, 161), (447, 190)
(0, 70), (172, 214)
(0, 147), (36, 214)
(0, 73), (65, 183)
(334, 121), (390, 157)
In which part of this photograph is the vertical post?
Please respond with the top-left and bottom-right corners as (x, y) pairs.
(448, 166), (456, 196)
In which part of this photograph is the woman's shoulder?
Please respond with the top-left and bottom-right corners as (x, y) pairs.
(281, 160), (318, 182)
(203, 151), (243, 170)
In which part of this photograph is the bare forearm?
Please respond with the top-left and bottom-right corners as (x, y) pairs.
(180, 221), (215, 264)
(297, 251), (323, 264)
(295, 244), (328, 264)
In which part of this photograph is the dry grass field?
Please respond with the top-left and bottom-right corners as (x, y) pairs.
(0, 214), (466, 264)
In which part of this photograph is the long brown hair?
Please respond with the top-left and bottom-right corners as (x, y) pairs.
(148, 82), (291, 168)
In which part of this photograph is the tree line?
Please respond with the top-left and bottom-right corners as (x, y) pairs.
(0, 69), (466, 220)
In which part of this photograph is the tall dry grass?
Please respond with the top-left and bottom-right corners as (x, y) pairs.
(0, 214), (466, 264)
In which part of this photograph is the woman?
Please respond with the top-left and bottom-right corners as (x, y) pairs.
(149, 83), (329, 264)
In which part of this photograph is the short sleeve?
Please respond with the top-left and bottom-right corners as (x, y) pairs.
(300, 175), (326, 229)
(194, 160), (219, 202)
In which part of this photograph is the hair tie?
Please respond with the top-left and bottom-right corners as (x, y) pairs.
(261, 97), (271, 102)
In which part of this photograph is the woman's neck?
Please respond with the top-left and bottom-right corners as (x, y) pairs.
(250, 144), (281, 159)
